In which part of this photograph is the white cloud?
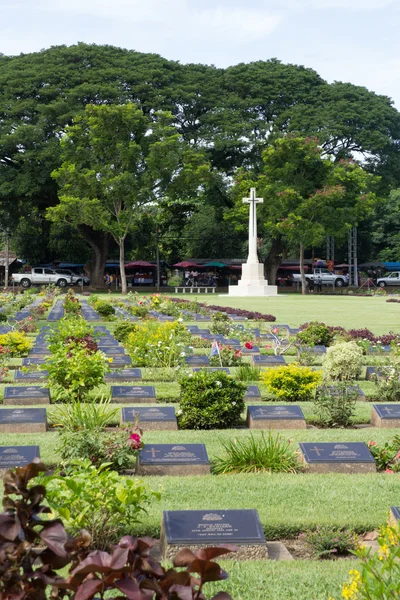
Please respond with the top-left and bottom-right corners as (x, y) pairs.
(266, 0), (395, 10)
(195, 7), (281, 41)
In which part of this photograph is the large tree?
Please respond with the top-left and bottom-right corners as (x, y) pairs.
(228, 136), (379, 292)
(48, 103), (209, 293)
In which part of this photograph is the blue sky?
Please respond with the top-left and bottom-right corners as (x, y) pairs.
(1, 0), (399, 107)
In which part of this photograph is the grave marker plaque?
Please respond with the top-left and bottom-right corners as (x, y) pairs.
(0, 446), (40, 471)
(221, 338), (241, 346)
(105, 368), (142, 382)
(108, 355), (132, 368)
(22, 358), (47, 367)
(161, 509), (268, 560)
(389, 506), (400, 526)
(0, 408), (47, 432)
(96, 337), (119, 346)
(240, 345), (260, 355)
(111, 386), (156, 403)
(252, 355), (286, 367)
(247, 405), (306, 429)
(365, 367), (385, 381)
(191, 329), (211, 336)
(244, 385), (261, 400)
(98, 346), (126, 355)
(4, 386), (50, 405)
(299, 442), (376, 473)
(136, 444), (210, 476)
(185, 355), (210, 367)
(371, 404), (400, 428)
(319, 385), (365, 401)
(300, 345), (327, 354)
(14, 371), (48, 383)
(194, 314), (211, 322)
(192, 367), (230, 374)
(121, 406), (178, 430)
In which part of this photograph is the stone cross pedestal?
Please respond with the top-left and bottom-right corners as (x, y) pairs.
(229, 188), (278, 297)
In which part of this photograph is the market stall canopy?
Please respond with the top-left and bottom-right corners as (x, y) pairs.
(173, 261), (200, 268)
(125, 261), (155, 268)
(359, 262), (386, 269)
(203, 261), (227, 268)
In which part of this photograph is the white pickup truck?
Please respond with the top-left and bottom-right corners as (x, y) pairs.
(12, 268), (82, 289)
(292, 268), (347, 287)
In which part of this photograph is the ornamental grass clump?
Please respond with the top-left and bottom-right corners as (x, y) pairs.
(314, 384), (357, 428)
(323, 341), (363, 381)
(260, 363), (322, 401)
(300, 525), (358, 559)
(178, 370), (246, 429)
(213, 431), (301, 474)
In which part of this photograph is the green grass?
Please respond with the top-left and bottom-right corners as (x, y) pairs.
(206, 560), (353, 600)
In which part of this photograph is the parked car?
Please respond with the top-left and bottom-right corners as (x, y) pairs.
(377, 272), (400, 287)
(53, 269), (90, 286)
(292, 268), (347, 287)
(12, 268), (80, 288)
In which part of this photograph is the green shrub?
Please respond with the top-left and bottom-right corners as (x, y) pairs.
(297, 322), (334, 347)
(50, 397), (119, 431)
(211, 311), (231, 336)
(213, 431), (301, 474)
(323, 341), (363, 381)
(260, 364), (322, 401)
(93, 300), (116, 317)
(336, 524), (400, 600)
(367, 435), (400, 472)
(178, 370), (246, 429)
(371, 363), (400, 402)
(0, 331), (33, 356)
(63, 289), (81, 315)
(114, 321), (139, 343)
(314, 384), (358, 428)
(39, 459), (159, 549)
(128, 304), (149, 318)
(0, 313), (7, 322)
(126, 320), (191, 367)
(50, 316), (94, 344)
(57, 424), (142, 472)
(300, 525), (358, 558)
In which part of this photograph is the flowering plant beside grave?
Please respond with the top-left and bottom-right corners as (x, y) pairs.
(0, 330), (33, 356)
(367, 436), (400, 472)
(126, 320), (191, 367)
(210, 344), (242, 367)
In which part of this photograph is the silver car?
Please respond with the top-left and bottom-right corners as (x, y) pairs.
(377, 272), (400, 287)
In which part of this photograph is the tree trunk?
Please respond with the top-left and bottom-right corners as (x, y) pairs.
(119, 238), (127, 295)
(299, 242), (307, 295)
(264, 237), (282, 285)
(78, 225), (110, 289)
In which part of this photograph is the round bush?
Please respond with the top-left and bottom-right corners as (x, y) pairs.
(322, 341), (363, 381)
(93, 301), (115, 317)
(260, 364), (322, 401)
(178, 371), (246, 429)
(297, 322), (334, 347)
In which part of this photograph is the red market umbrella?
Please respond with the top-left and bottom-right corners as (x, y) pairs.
(125, 261), (155, 268)
(173, 261), (201, 268)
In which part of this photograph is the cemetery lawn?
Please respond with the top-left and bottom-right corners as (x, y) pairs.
(171, 293), (397, 334)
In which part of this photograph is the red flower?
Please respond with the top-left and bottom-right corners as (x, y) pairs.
(129, 433), (142, 449)
(385, 469), (394, 474)
(244, 342), (253, 349)
(368, 441), (377, 447)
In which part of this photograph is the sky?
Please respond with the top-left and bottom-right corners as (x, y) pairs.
(1, 0), (400, 107)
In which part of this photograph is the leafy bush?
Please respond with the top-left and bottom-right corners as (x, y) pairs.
(211, 311), (232, 336)
(15, 316), (37, 334)
(93, 300), (116, 317)
(213, 431), (301, 474)
(50, 397), (119, 431)
(57, 424), (143, 472)
(260, 364), (322, 401)
(40, 459), (157, 549)
(0, 460), (233, 600)
(371, 363), (400, 402)
(322, 341), (363, 381)
(236, 364), (261, 381)
(46, 343), (109, 401)
(0, 330), (33, 356)
(51, 315), (94, 343)
(314, 384), (358, 427)
(178, 370), (246, 429)
(367, 435), (400, 472)
(63, 289), (81, 314)
(296, 347), (318, 366)
(128, 304), (150, 318)
(299, 525), (358, 558)
(210, 344), (242, 366)
(126, 320), (191, 367)
(297, 322), (334, 347)
(0, 312), (7, 322)
(114, 320), (139, 342)
(336, 524), (400, 600)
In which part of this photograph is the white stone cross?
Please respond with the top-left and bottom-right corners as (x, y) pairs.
(243, 188), (263, 264)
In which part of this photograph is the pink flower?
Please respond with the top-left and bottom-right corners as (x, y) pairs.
(265, 345), (271, 349)
(245, 342), (253, 349)
(129, 433), (142, 449)
(368, 441), (377, 447)
(395, 451), (400, 460)
(385, 469), (394, 474)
